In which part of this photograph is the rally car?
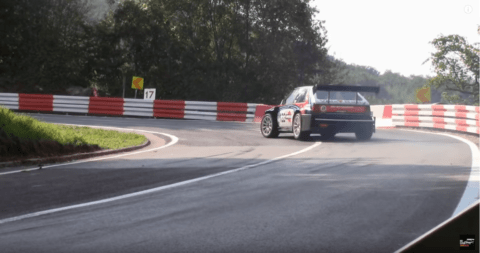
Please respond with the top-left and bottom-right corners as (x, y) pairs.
(260, 85), (380, 140)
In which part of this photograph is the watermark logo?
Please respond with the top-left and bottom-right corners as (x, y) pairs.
(464, 5), (473, 14)
(460, 235), (475, 250)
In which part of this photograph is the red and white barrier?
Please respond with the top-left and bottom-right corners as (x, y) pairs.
(217, 102), (255, 122)
(20, 94), (53, 112)
(0, 92), (259, 123)
(1, 92), (478, 135)
(370, 105), (393, 119)
(253, 104), (276, 122)
(382, 105), (393, 119)
(0, 93), (19, 110)
(153, 100), (185, 119)
(392, 104), (480, 134)
(364, 105), (393, 129)
(88, 97), (124, 115)
(124, 98), (153, 117)
(184, 101), (217, 121)
(53, 95), (89, 114)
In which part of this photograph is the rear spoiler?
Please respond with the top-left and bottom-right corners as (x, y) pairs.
(314, 85), (380, 94)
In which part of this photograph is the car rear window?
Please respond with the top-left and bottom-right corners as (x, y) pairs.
(330, 91), (355, 101)
(315, 91), (328, 100)
(314, 91), (368, 104)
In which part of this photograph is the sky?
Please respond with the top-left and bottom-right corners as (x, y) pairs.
(310, 0), (479, 78)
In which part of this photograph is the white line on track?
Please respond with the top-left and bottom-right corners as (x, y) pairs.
(0, 125), (321, 225)
(393, 128), (479, 253)
(0, 124), (179, 176)
(395, 128), (479, 217)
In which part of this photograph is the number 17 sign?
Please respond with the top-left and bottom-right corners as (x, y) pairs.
(144, 88), (156, 100)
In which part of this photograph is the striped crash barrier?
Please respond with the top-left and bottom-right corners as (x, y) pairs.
(124, 98), (154, 117)
(216, 102), (256, 122)
(0, 93), (19, 110)
(54, 95), (90, 114)
(0, 92), (259, 123)
(392, 104), (480, 134)
(1, 92), (478, 135)
(370, 105), (394, 129)
(154, 100), (185, 119)
(253, 104), (276, 123)
(20, 94), (54, 112)
(89, 97), (124, 115)
(0, 93), (55, 112)
(176, 101), (258, 122)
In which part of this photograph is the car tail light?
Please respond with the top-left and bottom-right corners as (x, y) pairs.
(313, 104), (369, 113)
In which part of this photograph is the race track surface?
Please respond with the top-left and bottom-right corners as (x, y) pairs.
(0, 114), (474, 253)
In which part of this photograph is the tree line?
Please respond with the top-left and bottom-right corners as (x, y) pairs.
(0, 0), (477, 105)
(324, 34), (479, 105)
(1, 0), (333, 104)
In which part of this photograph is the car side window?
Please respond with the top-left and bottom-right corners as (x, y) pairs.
(281, 91), (292, 105)
(294, 89), (307, 103)
(285, 89), (299, 105)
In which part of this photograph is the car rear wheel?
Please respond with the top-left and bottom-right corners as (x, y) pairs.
(355, 125), (373, 140)
(261, 113), (279, 138)
(293, 113), (310, 140)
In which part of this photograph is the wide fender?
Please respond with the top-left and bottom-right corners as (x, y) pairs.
(300, 113), (311, 131)
(289, 107), (311, 132)
(264, 106), (279, 118)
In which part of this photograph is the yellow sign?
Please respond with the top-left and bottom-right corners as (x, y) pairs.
(131, 76), (144, 90)
(415, 87), (431, 103)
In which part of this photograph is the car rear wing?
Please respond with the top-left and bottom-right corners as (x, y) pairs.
(314, 85), (380, 94)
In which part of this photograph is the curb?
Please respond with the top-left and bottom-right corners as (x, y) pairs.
(0, 139), (151, 168)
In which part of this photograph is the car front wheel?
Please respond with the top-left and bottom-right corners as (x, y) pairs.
(293, 113), (310, 140)
(261, 113), (279, 138)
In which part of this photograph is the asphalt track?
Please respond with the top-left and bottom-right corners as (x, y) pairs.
(0, 113), (476, 253)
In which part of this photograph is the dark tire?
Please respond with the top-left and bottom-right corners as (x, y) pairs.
(261, 113), (279, 138)
(355, 125), (373, 141)
(320, 132), (336, 140)
(293, 113), (310, 140)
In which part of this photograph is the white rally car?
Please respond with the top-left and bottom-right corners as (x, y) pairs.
(260, 85), (380, 140)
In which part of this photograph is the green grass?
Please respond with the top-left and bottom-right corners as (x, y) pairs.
(0, 107), (146, 149)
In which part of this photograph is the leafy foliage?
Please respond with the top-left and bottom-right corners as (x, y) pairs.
(2, 1), (475, 106)
(424, 35), (479, 105)
(0, 0), (95, 94)
(1, 0), (332, 104)
(89, 0), (331, 104)
(322, 57), (450, 105)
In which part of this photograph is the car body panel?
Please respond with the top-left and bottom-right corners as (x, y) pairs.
(278, 106), (295, 130)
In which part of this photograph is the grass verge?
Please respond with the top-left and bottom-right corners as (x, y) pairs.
(0, 107), (147, 162)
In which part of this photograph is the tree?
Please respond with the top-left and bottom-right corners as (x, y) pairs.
(424, 35), (479, 105)
(95, 0), (331, 103)
(0, 0), (95, 94)
(1, 0), (332, 103)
